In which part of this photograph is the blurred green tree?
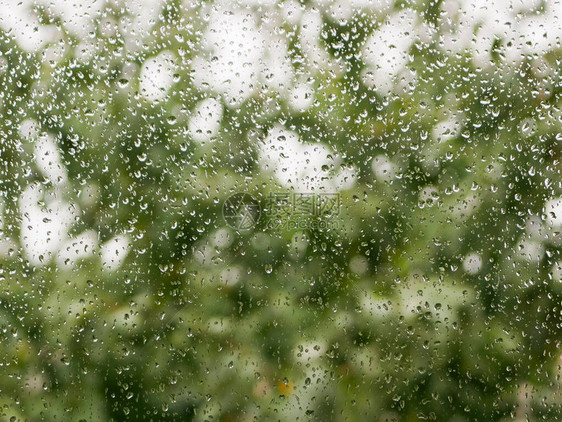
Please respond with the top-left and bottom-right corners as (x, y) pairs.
(0, 0), (561, 421)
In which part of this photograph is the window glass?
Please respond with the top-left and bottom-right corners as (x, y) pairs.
(0, 0), (561, 420)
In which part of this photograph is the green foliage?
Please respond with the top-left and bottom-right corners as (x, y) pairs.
(0, 1), (561, 421)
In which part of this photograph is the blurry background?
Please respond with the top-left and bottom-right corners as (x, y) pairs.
(0, 0), (561, 420)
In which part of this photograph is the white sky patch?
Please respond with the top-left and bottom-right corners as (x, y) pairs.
(333, 165), (357, 191)
(259, 126), (327, 191)
(75, 39), (96, 63)
(280, 0), (304, 25)
(0, 197), (9, 256)
(258, 125), (356, 192)
(100, 234), (130, 271)
(432, 116), (462, 143)
(40, 0), (104, 38)
(194, 6), (265, 106)
(0, 198), (7, 255)
(294, 341), (326, 363)
(552, 261), (562, 283)
(361, 0), (393, 14)
(362, 9), (417, 94)
(212, 228), (233, 249)
(516, 237), (544, 263)
(440, 0), (562, 66)
(463, 252), (482, 274)
(288, 82), (315, 112)
(34, 133), (68, 185)
(525, 215), (544, 238)
(300, 9), (331, 73)
(192, 243), (217, 266)
(262, 37), (294, 93)
(122, 0), (165, 50)
(207, 317), (232, 334)
(419, 186), (439, 208)
(0, 187), (13, 257)
(371, 155), (395, 182)
(220, 266), (241, 286)
(328, 1), (354, 24)
(544, 197), (562, 227)
(360, 293), (393, 320)
(18, 119), (40, 140)
(0, 1), (58, 52)
(398, 282), (466, 323)
(327, 0), (393, 20)
(139, 51), (176, 102)
(56, 230), (98, 269)
(20, 183), (77, 267)
(452, 193), (481, 220)
(0, 0), (104, 51)
(188, 98), (223, 143)
(236, 0), (277, 7)
(349, 255), (369, 275)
